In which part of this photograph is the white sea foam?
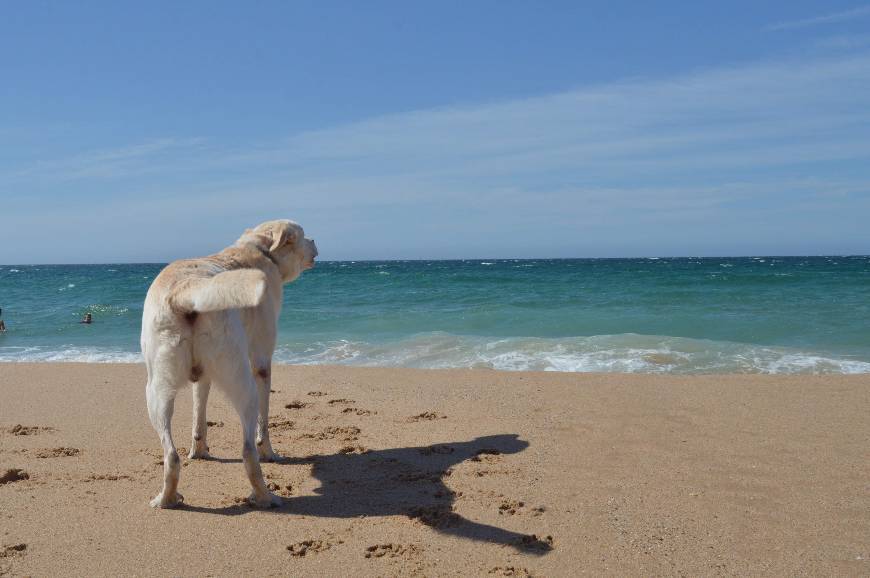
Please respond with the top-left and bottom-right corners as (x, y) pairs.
(0, 346), (142, 363)
(273, 333), (870, 375)
(4, 334), (868, 374)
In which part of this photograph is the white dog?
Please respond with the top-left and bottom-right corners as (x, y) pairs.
(141, 220), (317, 508)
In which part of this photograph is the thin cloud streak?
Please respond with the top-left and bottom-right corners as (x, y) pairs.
(0, 138), (208, 187)
(2, 51), (869, 261)
(766, 5), (870, 31)
(6, 54), (870, 188)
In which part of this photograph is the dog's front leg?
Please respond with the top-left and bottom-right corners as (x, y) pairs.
(254, 363), (281, 462)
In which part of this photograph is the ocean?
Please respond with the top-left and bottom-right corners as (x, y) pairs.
(1, 257), (868, 373)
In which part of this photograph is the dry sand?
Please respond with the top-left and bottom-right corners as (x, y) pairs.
(1, 363), (868, 576)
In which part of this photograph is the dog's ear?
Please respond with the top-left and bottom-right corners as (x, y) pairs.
(267, 222), (297, 252)
(242, 220), (299, 253)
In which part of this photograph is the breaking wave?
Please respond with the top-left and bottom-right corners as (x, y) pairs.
(0, 346), (142, 364)
(3, 333), (868, 374)
(274, 332), (869, 374)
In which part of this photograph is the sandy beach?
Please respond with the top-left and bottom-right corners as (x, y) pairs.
(1, 363), (868, 576)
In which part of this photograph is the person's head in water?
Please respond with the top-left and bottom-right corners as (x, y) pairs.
(81, 313), (92, 324)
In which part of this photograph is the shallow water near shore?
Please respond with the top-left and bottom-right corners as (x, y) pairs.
(1, 257), (868, 373)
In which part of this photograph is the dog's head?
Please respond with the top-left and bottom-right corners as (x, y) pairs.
(238, 220), (318, 283)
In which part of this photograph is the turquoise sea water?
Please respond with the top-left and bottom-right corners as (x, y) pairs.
(1, 257), (868, 373)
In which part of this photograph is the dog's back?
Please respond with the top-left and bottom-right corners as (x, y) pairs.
(142, 255), (266, 352)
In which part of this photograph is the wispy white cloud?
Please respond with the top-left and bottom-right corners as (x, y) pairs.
(2, 50), (870, 260)
(2, 137), (207, 185)
(812, 33), (870, 50)
(766, 5), (870, 31)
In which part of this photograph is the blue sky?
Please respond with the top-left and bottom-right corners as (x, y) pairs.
(2, 1), (869, 262)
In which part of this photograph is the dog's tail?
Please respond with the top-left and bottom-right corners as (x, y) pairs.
(170, 269), (268, 313)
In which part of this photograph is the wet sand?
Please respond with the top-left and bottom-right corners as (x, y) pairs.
(1, 363), (868, 576)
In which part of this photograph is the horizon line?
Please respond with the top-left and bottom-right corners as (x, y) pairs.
(2, 254), (868, 267)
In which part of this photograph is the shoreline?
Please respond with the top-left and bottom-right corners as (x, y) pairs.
(0, 361), (870, 376)
(2, 363), (868, 576)
(1, 356), (869, 375)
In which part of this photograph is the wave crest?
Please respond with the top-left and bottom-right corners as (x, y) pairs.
(0, 346), (142, 364)
(3, 333), (868, 374)
(273, 332), (870, 374)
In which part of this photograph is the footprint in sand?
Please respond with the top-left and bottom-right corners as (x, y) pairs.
(307, 391), (329, 397)
(0, 543), (27, 576)
(474, 467), (519, 478)
(364, 543), (422, 559)
(285, 401), (311, 409)
(514, 534), (554, 553)
(409, 412), (447, 422)
(327, 398), (355, 405)
(267, 481), (293, 496)
(471, 448), (502, 462)
(84, 474), (132, 482)
(418, 444), (454, 456)
(287, 539), (336, 557)
(498, 499), (525, 515)
(0, 469), (29, 484)
(338, 445), (369, 455)
(488, 566), (533, 577)
(268, 418), (295, 432)
(433, 489), (461, 500)
(35, 447), (80, 458)
(6, 424), (55, 436)
(341, 407), (375, 416)
(406, 504), (462, 528)
(0, 543), (27, 558)
(206, 420), (224, 427)
(300, 426), (361, 442)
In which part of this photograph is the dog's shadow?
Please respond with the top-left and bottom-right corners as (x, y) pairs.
(183, 434), (552, 554)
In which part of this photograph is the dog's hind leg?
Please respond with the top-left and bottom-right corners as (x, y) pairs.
(253, 361), (280, 462)
(200, 314), (280, 508)
(189, 380), (211, 459)
(146, 382), (184, 508)
(202, 322), (280, 508)
(212, 368), (280, 508)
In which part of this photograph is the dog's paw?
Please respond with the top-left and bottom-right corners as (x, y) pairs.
(257, 441), (282, 463)
(150, 491), (184, 509)
(188, 445), (210, 460)
(258, 450), (284, 463)
(188, 437), (209, 459)
(248, 491), (282, 509)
